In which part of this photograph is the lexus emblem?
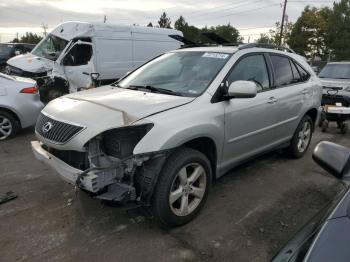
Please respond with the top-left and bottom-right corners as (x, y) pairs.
(42, 122), (53, 133)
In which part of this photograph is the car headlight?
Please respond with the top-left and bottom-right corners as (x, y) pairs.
(345, 86), (350, 92)
(101, 124), (153, 159)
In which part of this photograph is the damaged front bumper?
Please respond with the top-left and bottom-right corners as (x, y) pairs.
(31, 141), (103, 192)
(31, 140), (168, 204)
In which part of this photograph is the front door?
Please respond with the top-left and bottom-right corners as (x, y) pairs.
(61, 42), (94, 92)
(221, 53), (280, 171)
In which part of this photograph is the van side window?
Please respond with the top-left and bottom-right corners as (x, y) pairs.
(270, 55), (294, 87)
(226, 54), (270, 92)
(63, 44), (92, 66)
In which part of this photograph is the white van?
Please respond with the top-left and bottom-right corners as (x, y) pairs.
(6, 21), (183, 101)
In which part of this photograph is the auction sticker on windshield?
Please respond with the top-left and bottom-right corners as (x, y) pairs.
(202, 52), (229, 59)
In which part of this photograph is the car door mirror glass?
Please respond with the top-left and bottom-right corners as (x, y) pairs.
(227, 80), (257, 98)
(313, 141), (350, 179)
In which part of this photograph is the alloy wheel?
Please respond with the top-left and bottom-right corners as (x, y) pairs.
(0, 116), (13, 140)
(169, 163), (207, 217)
(297, 121), (311, 153)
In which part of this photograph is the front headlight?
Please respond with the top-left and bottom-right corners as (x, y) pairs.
(101, 124), (153, 159)
(345, 86), (350, 92)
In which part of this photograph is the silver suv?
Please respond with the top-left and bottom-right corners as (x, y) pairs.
(32, 44), (322, 226)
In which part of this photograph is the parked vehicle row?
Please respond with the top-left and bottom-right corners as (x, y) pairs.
(0, 42), (35, 71)
(31, 44), (322, 226)
(6, 21), (184, 103)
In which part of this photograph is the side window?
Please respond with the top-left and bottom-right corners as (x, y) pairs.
(270, 55), (294, 87)
(226, 54), (270, 92)
(63, 44), (92, 66)
(295, 62), (310, 81)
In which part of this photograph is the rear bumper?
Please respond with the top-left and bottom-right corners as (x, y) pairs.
(31, 140), (98, 192)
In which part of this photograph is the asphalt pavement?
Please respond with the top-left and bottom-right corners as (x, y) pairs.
(0, 125), (349, 262)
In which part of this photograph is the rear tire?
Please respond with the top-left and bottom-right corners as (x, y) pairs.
(288, 115), (313, 158)
(0, 110), (20, 141)
(321, 120), (328, 132)
(152, 147), (212, 227)
(341, 123), (348, 134)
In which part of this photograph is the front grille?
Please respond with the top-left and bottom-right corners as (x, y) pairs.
(36, 113), (84, 144)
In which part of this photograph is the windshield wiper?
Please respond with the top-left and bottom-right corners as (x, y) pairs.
(127, 85), (183, 96)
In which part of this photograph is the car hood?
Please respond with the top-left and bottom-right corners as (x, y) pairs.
(7, 53), (53, 73)
(40, 85), (195, 150)
(65, 85), (195, 121)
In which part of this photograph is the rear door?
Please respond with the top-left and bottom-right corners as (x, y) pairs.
(221, 53), (280, 169)
(268, 54), (311, 142)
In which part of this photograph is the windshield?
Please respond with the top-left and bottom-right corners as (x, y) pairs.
(319, 64), (350, 79)
(118, 51), (231, 97)
(32, 34), (68, 61)
(0, 44), (14, 56)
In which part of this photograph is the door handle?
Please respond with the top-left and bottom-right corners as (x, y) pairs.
(267, 97), (278, 104)
(302, 89), (309, 95)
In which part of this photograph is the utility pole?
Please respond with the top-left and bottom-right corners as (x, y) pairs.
(279, 0), (287, 46)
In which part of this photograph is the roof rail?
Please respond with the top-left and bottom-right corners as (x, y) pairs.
(238, 43), (295, 53)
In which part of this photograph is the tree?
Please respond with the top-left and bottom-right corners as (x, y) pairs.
(206, 23), (242, 43)
(267, 21), (293, 45)
(256, 33), (272, 44)
(158, 12), (172, 28)
(326, 0), (350, 60)
(174, 16), (188, 31)
(147, 22), (153, 27)
(12, 32), (43, 44)
(288, 6), (331, 60)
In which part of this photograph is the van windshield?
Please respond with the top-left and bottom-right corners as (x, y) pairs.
(32, 34), (68, 61)
(118, 51), (231, 97)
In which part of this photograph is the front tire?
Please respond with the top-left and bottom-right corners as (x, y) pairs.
(288, 115), (313, 158)
(152, 147), (212, 227)
(0, 110), (20, 141)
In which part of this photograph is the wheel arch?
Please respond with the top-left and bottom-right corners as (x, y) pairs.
(304, 108), (318, 131)
(182, 136), (218, 179)
(0, 106), (21, 128)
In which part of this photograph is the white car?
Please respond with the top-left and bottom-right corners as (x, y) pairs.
(0, 73), (43, 140)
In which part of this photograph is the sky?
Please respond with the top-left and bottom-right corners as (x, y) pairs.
(0, 0), (336, 43)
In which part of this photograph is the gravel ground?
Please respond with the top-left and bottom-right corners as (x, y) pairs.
(0, 125), (349, 262)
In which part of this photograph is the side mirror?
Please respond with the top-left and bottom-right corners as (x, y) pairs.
(227, 81), (257, 98)
(313, 141), (350, 179)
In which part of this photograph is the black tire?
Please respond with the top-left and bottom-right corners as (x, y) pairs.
(0, 110), (20, 141)
(288, 115), (313, 158)
(341, 123), (348, 134)
(321, 120), (328, 132)
(152, 147), (212, 227)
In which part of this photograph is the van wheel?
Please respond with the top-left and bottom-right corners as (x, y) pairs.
(0, 110), (20, 141)
(152, 147), (212, 227)
(288, 115), (313, 158)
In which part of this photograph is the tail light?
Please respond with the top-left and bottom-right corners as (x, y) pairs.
(20, 86), (38, 94)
